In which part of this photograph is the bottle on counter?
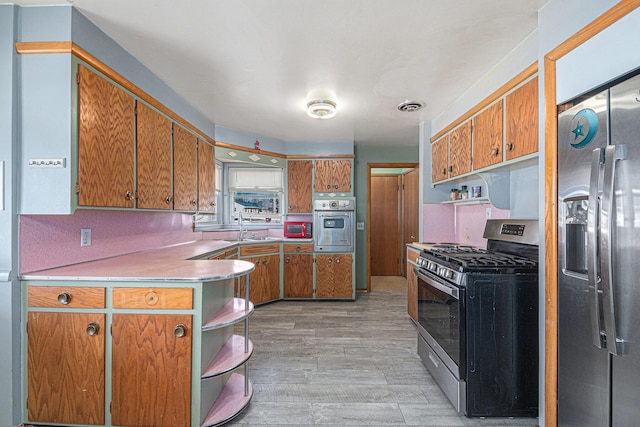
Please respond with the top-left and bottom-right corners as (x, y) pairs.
(460, 185), (469, 200)
(450, 188), (459, 201)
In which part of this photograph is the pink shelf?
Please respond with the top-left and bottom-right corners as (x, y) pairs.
(201, 373), (253, 427)
(202, 298), (254, 331)
(202, 335), (253, 379)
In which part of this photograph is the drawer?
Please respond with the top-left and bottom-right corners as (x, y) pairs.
(224, 249), (238, 258)
(407, 247), (420, 264)
(283, 243), (313, 253)
(240, 243), (280, 256)
(207, 253), (226, 260)
(112, 288), (193, 309)
(28, 286), (106, 308)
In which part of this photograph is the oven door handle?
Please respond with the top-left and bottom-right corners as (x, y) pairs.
(416, 269), (459, 299)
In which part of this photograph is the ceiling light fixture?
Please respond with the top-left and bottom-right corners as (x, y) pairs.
(397, 100), (425, 112)
(307, 99), (337, 119)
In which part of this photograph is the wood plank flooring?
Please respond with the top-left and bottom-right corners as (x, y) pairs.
(229, 290), (539, 426)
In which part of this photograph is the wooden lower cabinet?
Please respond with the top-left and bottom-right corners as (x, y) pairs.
(241, 254), (280, 304)
(26, 311), (106, 425)
(406, 246), (420, 322)
(315, 254), (353, 298)
(111, 314), (192, 427)
(24, 275), (254, 427)
(284, 253), (313, 298)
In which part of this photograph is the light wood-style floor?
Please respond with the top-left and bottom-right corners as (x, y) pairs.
(229, 290), (539, 426)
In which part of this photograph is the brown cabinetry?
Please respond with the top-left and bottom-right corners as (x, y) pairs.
(315, 254), (353, 298)
(136, 101), (173, 209)
(473, 100), (504, 170)
(431, 135), (449, 183)
(283, 244), (313, 298)
(406, 247), (420, 322)
(448, 121), (472, 178)
(314, 160), (352, 193)
(173, 123), (198, 211)
(505, 77), (539, 160)
(240, 244), (280, 304)
(111, 313), (192, 427)
(198, 139), (216, 212)
(287, 160), (313, 213)
(77, 64), (135, 208)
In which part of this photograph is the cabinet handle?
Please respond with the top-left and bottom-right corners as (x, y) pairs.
(326, 184), (331, 190)
(191, 199), (197, 206)
(174, 323), (188, 338)
(334, 184), (339, 189)
(335, 257), (341, 264)
(210, 201), (215, 206)
(86, 322), (100, 336)
(506, 142), (514, 152)
(125, 191), (133, 200)
(296, 245), (301, 252)
(289, 205), (294, 210)
(441, 168), (447, 175)
(285, 257), (290, 263)
(57, 291), (72, 305)
(448, 166), (453, 173)
(327, 258), (333, 264)
(165, 196), (173, 205)
(262, 260), (268, 265)
(491, 148), (500, 156)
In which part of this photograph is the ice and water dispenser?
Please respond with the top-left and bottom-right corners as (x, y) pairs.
(563, 197), (589, 275)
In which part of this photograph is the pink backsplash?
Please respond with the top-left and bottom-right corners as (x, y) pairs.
(20, 209), (200, 273)
(423, 203), (509, 249)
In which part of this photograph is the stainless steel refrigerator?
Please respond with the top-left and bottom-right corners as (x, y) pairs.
(558, 72), (640, 426)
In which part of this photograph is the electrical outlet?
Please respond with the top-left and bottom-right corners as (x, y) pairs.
(356, 222), (365, 230)
(81, 228), (91, 247)
(485, 208), (492, 219)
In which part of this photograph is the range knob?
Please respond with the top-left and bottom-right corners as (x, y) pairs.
(445, 270), (454, 280)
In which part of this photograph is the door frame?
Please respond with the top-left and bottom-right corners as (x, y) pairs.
(366, 162), (419, 292)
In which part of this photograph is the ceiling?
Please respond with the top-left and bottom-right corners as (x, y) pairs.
(13, 0), (547, 146)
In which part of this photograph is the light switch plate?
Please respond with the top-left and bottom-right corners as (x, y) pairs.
(356, 222), (365, 230)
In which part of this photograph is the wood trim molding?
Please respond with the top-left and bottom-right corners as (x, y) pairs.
(15, 41), (215, 145)
(430, 62), (538, 142)
(543, 2), (640, 427)
(286, 153), (355, 159)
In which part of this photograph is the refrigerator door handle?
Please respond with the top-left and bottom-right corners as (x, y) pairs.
(588, 147), (606, 349)
(601, 144), (627, 356)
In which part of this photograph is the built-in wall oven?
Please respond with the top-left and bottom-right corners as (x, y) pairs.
(313, 199), (355, 252)
(415, 219), (539, 418)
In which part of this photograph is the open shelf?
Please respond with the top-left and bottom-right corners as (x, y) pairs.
(201, 372), (253, 427)
(202, 335), (253, 379)
(441, 197), (490, 205)
(202, 298), (254, 331)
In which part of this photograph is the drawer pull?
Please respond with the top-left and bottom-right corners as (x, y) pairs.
(125, 191), (133, 200)
(506, 142), (515, 152)
(296, 245), (301, 252)
(491, 147), (500, 156)
(86, 322), (100, 336)
(326, 184), (331, 190)
(335, 257), (341, 264)
(174, 323), (188, 338)
(285, 257), (290, 263)
(262, 260), (268, 265)
(441, 168), (446, 175)
(57, 291), (72, 305)
(191, 199), (197, 206)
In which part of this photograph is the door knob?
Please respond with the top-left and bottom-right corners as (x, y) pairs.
(86, 322), (100, 336)
(174, 323), (188, 338)
(57, 291), (72, 305)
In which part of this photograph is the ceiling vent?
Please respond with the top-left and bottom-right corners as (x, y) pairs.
(397, 100), (425, 112)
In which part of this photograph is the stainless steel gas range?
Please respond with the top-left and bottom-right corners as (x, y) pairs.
(415, 219), (539, 418)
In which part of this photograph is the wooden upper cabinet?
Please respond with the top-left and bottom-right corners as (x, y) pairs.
(136, 101), (173, 209)
(77, 65), (135, 208)
(473, 100), (503, 170)
(314, 160), (351, 193)
(198, 139), (216, 212)
(448, 121), (472, 178)
(172, 124), (197, 211)
(431, 135), (449, 183)
(287, 160), (312, 213)
(505, 76), (539, 160)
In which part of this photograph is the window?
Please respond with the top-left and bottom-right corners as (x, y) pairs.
(228, 167), (283, 223)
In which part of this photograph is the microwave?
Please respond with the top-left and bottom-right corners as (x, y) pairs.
(284, 221), (312, 238)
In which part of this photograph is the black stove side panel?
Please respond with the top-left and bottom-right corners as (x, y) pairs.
(464, 272), (538, 418)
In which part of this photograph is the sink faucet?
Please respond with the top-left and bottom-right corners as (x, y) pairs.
(238, 211), (247, 241)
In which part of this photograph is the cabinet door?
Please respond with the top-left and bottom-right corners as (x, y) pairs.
(431, 135), (449, 183)
(287, 160), (312, 213)
(284, 253), (313, 298)
(314, 160), (351, 193)
(448, 121), (472, 177)
(505, 77), (538, 160)
(78, 65), (134, 208)
(173, 124), (198, 210)
(27, 312), (105, 425)
(240, 256), (264, 303)
(473, 100), (503, 170)
(111, 314), (192, 427)
(198, 139), (216, 212)
(136, 101), (173, 209)
(407, 263), (418, 322)
(316, 254), (352, 298)
(263, 254), (281, 301)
